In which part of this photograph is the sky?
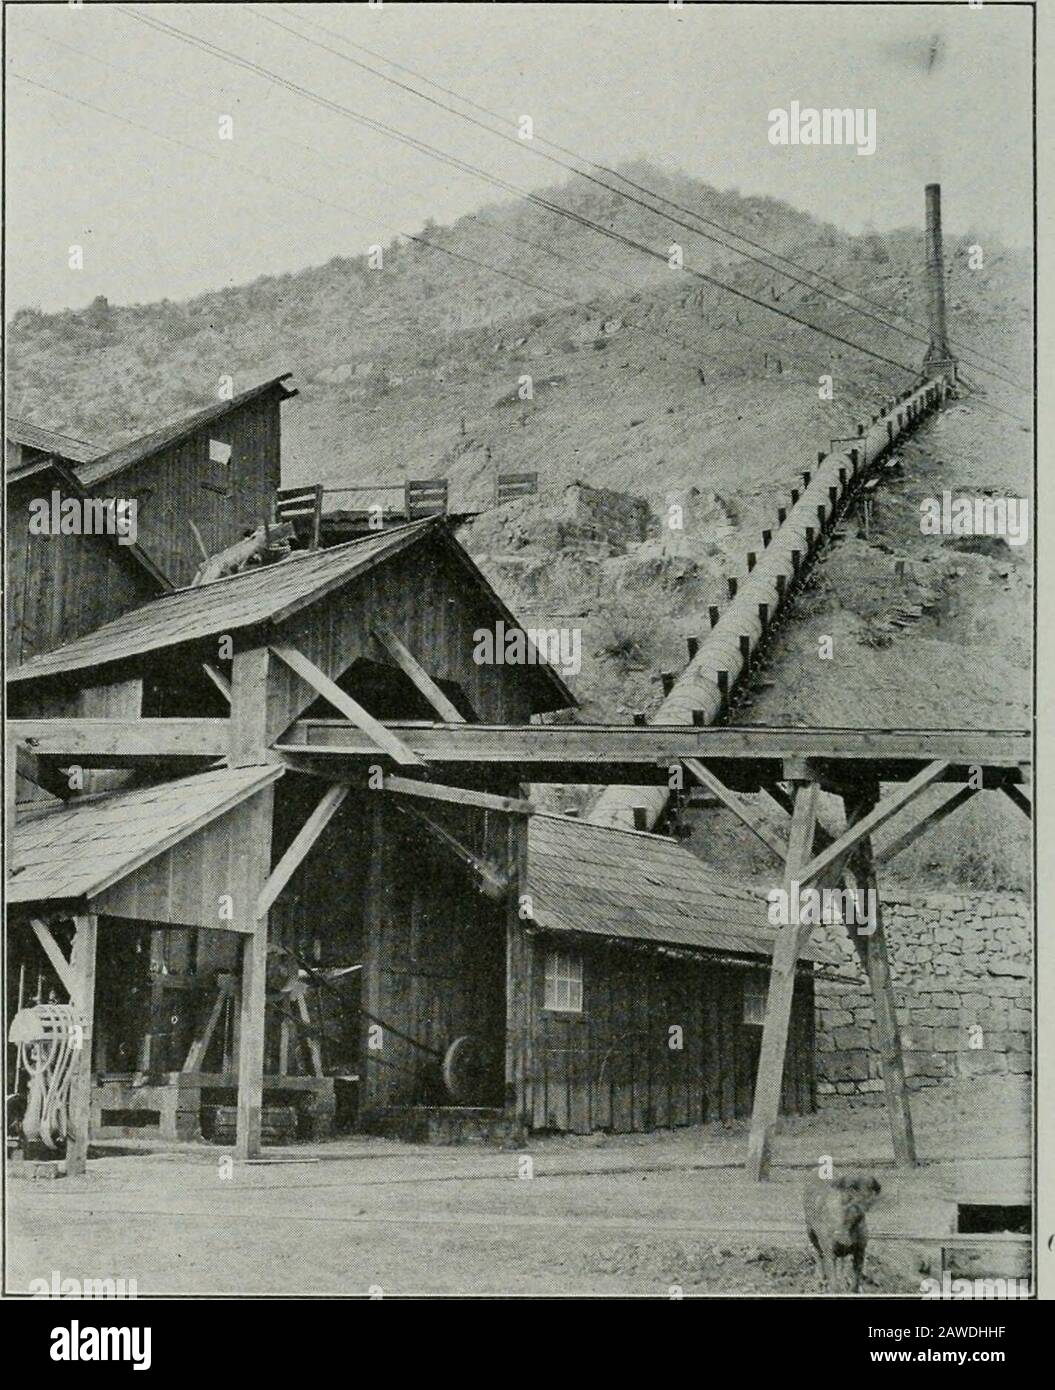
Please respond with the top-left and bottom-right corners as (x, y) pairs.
(4, 1), (1035, 315)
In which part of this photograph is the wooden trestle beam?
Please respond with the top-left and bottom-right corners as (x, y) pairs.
(746, 781), (819, 1181)
(9, 719), (1029, 785)
(742, 755), (1000, 1181)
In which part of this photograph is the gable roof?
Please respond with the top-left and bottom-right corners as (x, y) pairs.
(8, 520), (577, 710)
(8, 765), (281, 905)
(6, 417), (102, 470)
(10, 520), (432, 681)
(73, 374), (297, 489)
(527, 813), (831, 964)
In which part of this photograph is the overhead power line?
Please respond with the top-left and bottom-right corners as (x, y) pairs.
(112, 4), (926, 381)
(254, 0), (1028, 394)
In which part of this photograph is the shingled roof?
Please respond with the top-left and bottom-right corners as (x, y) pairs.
(6, 417), (102, 468)
(527, 813), (831, 964)
(9, 519), (577, 713)
(9, 520), (437, 681)
(73, 374), (297, 489)
(8, 765), (281, 905)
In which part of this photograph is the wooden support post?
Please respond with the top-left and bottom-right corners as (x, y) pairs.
(746, 780), (818, 1181)
(229, 646), (271, 767)
(235, 782), (276, 1160)
(360, 799), (385, 1116)
(5, 728), (17, 876)
(66, 913), (98, 1177)
(845, 798), (917, 1168)
(505, 809), (532, 1130)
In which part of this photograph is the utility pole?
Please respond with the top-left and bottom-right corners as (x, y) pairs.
(922, 183), (957, 383)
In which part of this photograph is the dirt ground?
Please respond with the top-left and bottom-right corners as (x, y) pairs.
(6, 1076), (1030, 1298)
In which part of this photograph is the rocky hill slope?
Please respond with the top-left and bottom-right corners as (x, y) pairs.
(7, 165), (1032, 889)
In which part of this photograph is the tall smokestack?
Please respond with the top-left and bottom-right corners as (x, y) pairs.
(922, 183), (956, 381)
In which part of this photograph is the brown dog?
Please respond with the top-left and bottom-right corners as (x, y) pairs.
(804, 1173), (882, 1292)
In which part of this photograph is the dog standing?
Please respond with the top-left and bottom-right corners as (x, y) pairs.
(804, 1173), (882, 1292)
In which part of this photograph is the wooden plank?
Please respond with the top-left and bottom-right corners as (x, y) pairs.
(846, 805), (917, 1169)
(382, 775), (534, 817)
(504, 814), (533, 1129)
(65, 913), (98, 1177)
(360, 800), (386, 1116)
(30, 918), (76, 997)
(235, 782), (275, 1159)
(746, 779), (819, 1180)
(876, 784), (978, 866)
(281, 720), (1030, 769)
(684, 758), (788, 860)
(270, 644), (425, 766)
(256, 783), (349, 917)
(11, 718), (227, 762)
(797, 761), (950, 889)
(372, 626), (466, 724)
(229, 646), (271, 768)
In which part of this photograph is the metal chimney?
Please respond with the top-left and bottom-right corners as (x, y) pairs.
(922, 183), (956, 381)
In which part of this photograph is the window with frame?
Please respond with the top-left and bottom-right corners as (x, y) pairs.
(743, 976), (767, 1026)
(543, 949), (583, 1013)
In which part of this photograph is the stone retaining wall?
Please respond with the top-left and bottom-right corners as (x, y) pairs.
(815, 893), (1030, 1103)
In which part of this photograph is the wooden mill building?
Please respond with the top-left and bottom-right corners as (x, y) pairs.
(9, 374), (1022, 1173)
(7, 505), (821, 1151)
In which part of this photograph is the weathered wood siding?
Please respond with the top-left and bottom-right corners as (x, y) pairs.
(526, 938), (815, 1134)
(360, 797), (511, 1112)
(110, 395), (282, 586)
(5, 477), (159, 667)
(93, 789), (274, 931)
(265, 531), (560, 740)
